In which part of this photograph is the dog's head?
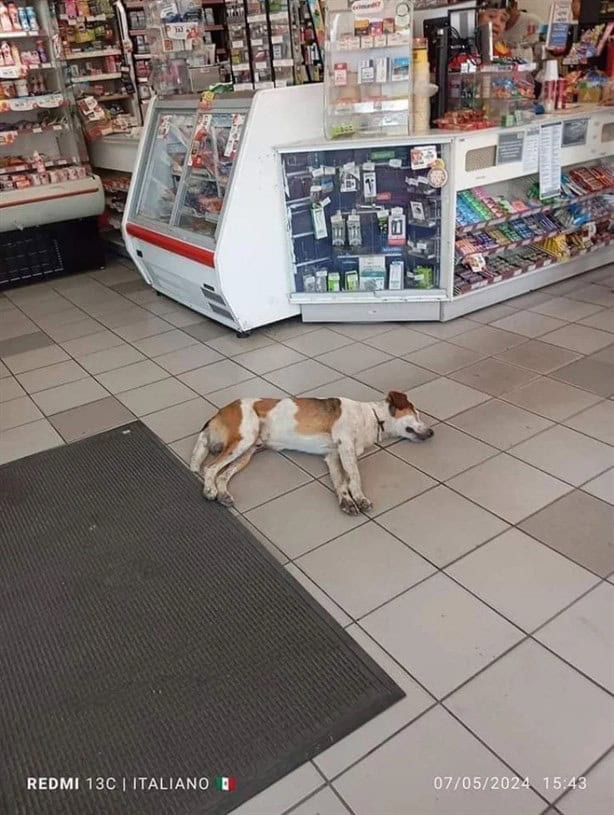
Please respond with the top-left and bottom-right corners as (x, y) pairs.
(384, 390), (434, 442)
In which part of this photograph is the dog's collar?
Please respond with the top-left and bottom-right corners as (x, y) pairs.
(372, 409), (386, 442)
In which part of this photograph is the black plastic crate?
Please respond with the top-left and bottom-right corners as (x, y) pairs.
(0, 218), (104, 289)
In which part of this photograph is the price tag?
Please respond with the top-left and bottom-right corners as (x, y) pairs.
(467, 253), (486, 272)
(224, 114), (244, 159)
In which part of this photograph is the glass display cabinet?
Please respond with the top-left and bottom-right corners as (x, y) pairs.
(278, 137), (453, 320)
(130, 97), (247, 250)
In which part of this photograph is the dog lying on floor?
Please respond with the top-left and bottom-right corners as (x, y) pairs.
(190, 390), (434, 515)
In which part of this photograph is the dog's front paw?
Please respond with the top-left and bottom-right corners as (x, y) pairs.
(217, 492), (234, 507)
(203, 484), (218, 501)
(339, 496), (359, 515)
(355, 497), (373, 513)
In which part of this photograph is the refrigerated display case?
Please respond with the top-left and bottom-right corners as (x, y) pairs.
(123, 83), (324, 332)
(0, 0), (105, 286)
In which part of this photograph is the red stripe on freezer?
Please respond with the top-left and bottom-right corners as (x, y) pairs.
(126, 222), (215, 267)
(0, 186), (101, 209)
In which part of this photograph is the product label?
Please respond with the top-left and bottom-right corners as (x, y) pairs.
(410, 145), (437, 170)
(410, 201), (425, 221)
(351, 0), (384, 16)
(165, 22), (200, 41)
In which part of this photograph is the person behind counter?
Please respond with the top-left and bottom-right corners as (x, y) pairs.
(477, 2), (513, 57)
(501, 1), (541, 46)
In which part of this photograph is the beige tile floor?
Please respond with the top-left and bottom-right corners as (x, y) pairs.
(1, 259), (613, 815)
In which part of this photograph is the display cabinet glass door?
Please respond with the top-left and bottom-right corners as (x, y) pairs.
(174, 112), (246, 238)
(281, 144), (445, 294)
(135, 111), (196, 225)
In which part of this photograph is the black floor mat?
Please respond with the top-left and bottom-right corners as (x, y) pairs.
(0, 423), (404, 814)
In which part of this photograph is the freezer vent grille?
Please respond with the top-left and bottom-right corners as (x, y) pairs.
(208, 303), (233, 320)
(602, 123), (614, 142)
(465, 146), (496, 172)
(202, 289), (226, 306)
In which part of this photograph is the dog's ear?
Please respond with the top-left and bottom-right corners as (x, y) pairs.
(386, 390), (411, 415)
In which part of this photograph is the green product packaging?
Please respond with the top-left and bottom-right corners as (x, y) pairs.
(327, 272), (341, 292)
(345, 271), (359, 291)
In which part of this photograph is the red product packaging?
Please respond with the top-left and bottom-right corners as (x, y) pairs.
(556, 78), (566, 109)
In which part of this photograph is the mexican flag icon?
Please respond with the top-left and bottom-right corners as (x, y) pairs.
(215, 776), (237, 792)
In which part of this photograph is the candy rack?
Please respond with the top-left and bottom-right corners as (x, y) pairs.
(453, 160), (614, 295)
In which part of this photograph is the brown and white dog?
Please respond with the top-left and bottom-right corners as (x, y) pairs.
(190, 391), (433, 515)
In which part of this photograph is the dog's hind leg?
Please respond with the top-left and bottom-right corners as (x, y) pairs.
(190, 423), (211, 473)
(203, 438), (253, 501)
(325, 452), (359, 516)
(215, 445), (257, 506)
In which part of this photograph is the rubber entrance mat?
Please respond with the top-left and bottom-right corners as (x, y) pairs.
(0, 422), (404, 815)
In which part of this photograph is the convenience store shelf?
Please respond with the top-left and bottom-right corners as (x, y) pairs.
(444, 237), (613, 320)
(0, 93), (65, 112)
(71, 72), (122, 83)
(455, 231), (613, 293)
(0, 30), (46, 39)
(65, 48), (123, 60)
(455, 185), (614, 235)
(0, 176), (105, 231)
(0, 63), (52, 79)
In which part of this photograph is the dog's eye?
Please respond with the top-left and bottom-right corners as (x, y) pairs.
(405, 427), (414, 433)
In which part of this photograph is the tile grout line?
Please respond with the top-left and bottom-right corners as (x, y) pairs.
(548, 744), (614, 812)
(3, 265), (613, 810)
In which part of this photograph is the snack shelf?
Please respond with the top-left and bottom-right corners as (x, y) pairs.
(455, 212), (611, 259)
(71, 72), (123, 83)
(97, 93), (130, 101)
(1, 176), (104, 222)
(65, 48), (122, 60)
(0, 122), (68, 144)
(0, 0), (106, 283)
(0, 30), (47, 39)
(0, 93), (66, 112)
(454, 233), (614, 297)
(0, 158), (72, 175)
(58, 13), (112, 23)
(56, 1), (141, 129)
(456, 186), (614, 234)
(0, 63), (52, 78)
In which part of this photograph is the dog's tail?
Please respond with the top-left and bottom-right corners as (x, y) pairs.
(190, 419), (211, 473)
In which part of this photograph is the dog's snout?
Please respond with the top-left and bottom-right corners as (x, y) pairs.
(424, 427), (434, 439)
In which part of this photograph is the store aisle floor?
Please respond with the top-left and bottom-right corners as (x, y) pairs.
(1, 260), (613, 815)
